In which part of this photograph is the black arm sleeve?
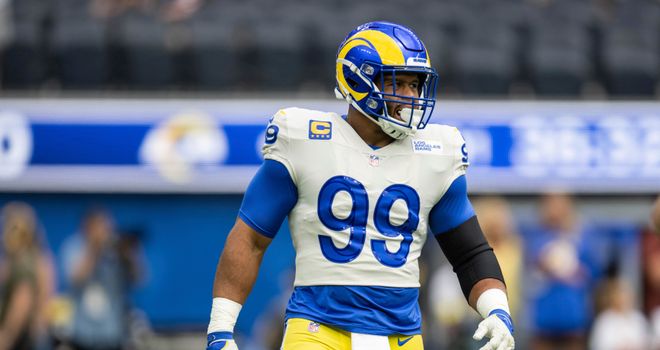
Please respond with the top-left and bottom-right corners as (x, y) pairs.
(435, 215), (505, 299)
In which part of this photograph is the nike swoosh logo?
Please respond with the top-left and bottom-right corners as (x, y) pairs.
(398, 336), (414, 346)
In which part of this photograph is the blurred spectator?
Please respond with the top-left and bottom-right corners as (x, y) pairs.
(524, 192), (604, 350)
(424, 196), (523, 349)
(653, 196), (660, 233)
(589, 278), (650, 350)
(643, 196), (660, 316)
(160, 0), (203, 22)
(60, 207), (142, 350)
(473, 196), (522, 319)
(653, 308), (660, 350)
(427, 262), (479, 350)
(0, 202), (55, 350)
(647, 196), (660, 350)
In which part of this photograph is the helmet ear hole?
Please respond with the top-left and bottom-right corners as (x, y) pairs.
(347, 78), (359, 89)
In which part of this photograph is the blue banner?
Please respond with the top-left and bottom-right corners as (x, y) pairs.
(1, 99), (659, 193)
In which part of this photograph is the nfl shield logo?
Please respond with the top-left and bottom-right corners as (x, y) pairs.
(369, 154), (380, 167)
(307, 321), (320, 333)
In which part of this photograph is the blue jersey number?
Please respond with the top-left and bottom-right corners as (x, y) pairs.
(317, 176), (368, 263)
(317, 176), (420, 268)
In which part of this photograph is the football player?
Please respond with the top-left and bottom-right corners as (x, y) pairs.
(206, 21), (515, 350)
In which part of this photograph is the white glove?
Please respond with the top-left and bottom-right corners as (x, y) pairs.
(472, 309), (515, 350)
(207, 332), (239, 350)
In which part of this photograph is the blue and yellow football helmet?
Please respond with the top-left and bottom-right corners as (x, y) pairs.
(335, 21), (438, 139)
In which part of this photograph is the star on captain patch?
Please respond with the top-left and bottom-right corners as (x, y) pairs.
(369, 154), (380, 167)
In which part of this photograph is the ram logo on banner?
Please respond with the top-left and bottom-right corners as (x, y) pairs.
(139, 111), (228, 184)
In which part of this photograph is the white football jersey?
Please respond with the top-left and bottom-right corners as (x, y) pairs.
(263, 108), (468, 288)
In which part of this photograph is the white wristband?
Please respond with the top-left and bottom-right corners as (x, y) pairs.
(207, 297), (242, 334)
(476, 288), (510, 319)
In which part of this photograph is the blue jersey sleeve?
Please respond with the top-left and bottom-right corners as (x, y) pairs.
(238, 159), (298, 238)
(429, 175), (475, 235)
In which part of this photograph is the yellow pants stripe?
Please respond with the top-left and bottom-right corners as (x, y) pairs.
(281, 318), (424, 350)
